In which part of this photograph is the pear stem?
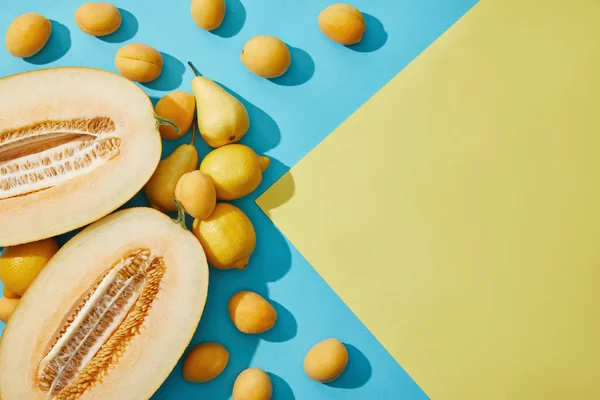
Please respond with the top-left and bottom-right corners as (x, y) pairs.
(155, 115), (182, 137)
(190, 118), (197, 145)
(188, 61), (200, 77)
(172, 199), (187, 229)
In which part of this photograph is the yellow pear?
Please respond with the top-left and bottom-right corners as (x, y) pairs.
(144, 126), (198, 212)
(188, 62), (250, 148)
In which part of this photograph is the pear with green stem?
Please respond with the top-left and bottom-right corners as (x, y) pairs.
(144, 122), (199, 212)
(188, 61), (250, 148)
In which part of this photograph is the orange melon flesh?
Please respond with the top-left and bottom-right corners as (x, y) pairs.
(0, 67), (163, 247)
(0, 207), (209, 400)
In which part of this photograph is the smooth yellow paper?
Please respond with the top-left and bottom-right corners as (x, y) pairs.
(258, 1), (600, 398)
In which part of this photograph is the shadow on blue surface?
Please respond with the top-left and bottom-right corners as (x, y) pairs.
(250, 158), (295, 216)
(326, 344), (372, 389)
(212, 0), (246, 38)
(215, 81), (282, 153)
(231, 205), (293, 283)
(348, 14), (387, 53)
(270, 46), (315, 87)
(261, 300), (297, 343)
(270, 372), (296, 400)
(143, 52), (186, 91)
(25, 20), (71, 65)
(98, 9), (138, 43)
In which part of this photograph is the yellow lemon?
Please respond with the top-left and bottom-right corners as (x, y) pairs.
(200, 144), (270, 200)
(192, 203), (256, 269)
(0, 238), (58, 296)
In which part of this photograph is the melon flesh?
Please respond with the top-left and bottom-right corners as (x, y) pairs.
(0, 207), (209, 400)
(0, 67), (162, 246)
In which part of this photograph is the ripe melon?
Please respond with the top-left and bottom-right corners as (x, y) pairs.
(0, 67), (173, 247)
(0, 207), (209, 400)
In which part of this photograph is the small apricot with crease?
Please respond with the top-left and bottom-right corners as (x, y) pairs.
(115, 43), (163, 82)
(75, 2), (122, 36)
(183, 342), (229, 382)
(0, 297), (19, 323)
(318, 4), (365, 45)
(5, 13), (52, 58)
(241, 35), (291, 78)
(304, 338), (348, 382)
(155, 91), (196, 140)
(232, 368), (272, 400)
(228, 291), (277, 334)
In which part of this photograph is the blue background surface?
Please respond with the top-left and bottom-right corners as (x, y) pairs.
(0, 0), (475, 398)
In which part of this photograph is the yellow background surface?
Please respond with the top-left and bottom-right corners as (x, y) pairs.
(258, 0), (600, 398)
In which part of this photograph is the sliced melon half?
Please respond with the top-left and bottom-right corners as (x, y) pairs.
(0, 67), (176, 246)
(0, 207), (208, 400)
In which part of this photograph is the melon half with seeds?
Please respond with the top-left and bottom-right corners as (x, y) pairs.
(0, 207), (209, 400)
(0, 67), (176, 247)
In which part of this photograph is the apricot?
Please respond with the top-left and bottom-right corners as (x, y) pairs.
(232, 368), (272, 400)
(0, 297), (19, 323)
(183, 342), (229, 382)
(240, 35), (291, 78)
(191, 0), (226, 31)
(175, 171), (217, 220)
(75, 2), (122, 37)
(5, 13), (52, 58)
(115, 43), (163, 82)
(318, 4), (365, 45)
(155, 91), (196, 140)
(304, 338), (348, 382)
(228, 291), (277, 334)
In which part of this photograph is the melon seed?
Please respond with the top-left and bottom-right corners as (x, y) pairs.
(36, 249), (165, 399)
(0, 117), (120, 200)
